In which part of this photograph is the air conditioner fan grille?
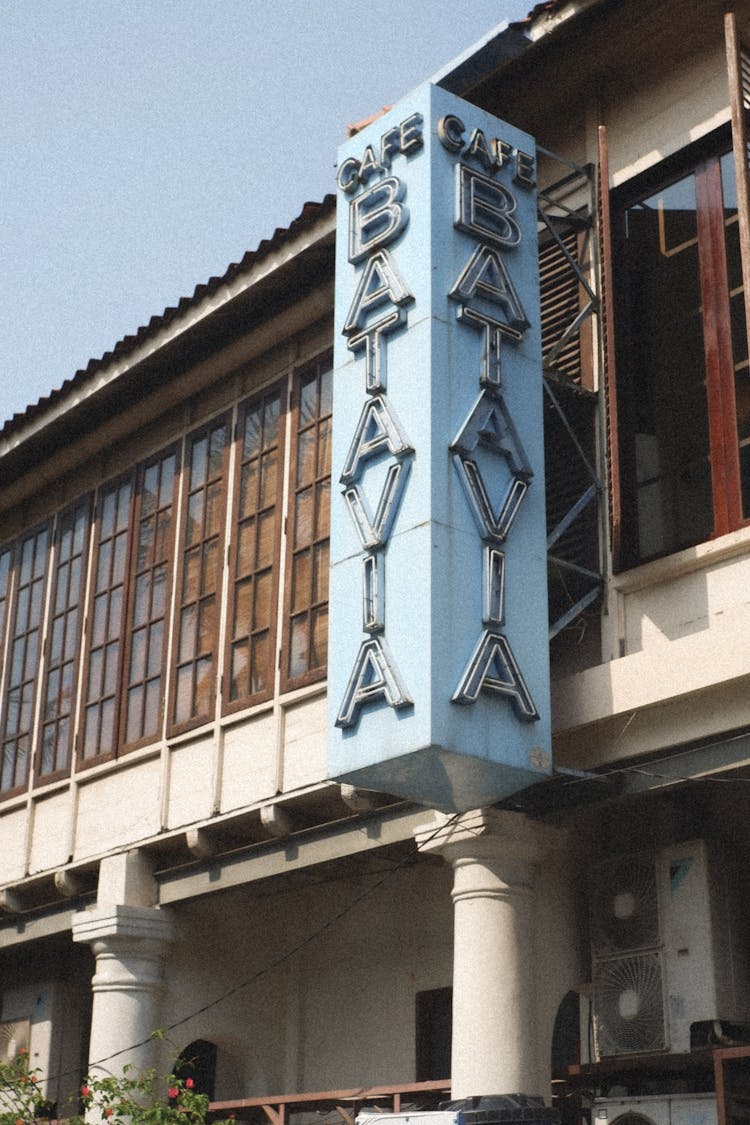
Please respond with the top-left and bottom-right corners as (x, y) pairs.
(593, 951), (667, 1057)
(590, 856), (659, 955)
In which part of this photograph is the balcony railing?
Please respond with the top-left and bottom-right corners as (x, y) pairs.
(209, 1079), (453, 1125)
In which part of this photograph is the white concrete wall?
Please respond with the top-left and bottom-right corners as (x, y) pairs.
(160, 863), (455, 1096)
(552, 528), (750, 769)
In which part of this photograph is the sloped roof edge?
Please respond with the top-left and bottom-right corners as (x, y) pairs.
(1, 195), (337, 448)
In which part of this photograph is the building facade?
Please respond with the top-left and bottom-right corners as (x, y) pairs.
(2, 3), (750, 1124)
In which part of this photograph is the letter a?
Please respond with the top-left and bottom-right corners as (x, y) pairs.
(449, 244), (528, 333)
(336, 637), (412, 728)
(452, 629), (538, 720)
(344, 250), (413, 336)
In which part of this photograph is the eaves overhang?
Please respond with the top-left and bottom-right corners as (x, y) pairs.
(435, 0), (610, 101)
(0, 196), (337, 495)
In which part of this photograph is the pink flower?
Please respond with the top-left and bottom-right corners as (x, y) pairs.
(104, 1110), (113, 1118)
(168, 1087), (179, 1100)
(81, 1086), (91, 1099)
(185, 1079), (194, 1090)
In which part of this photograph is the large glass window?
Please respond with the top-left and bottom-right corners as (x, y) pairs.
(80, 477), (133, 761)
(0, 350), (334, 796)
(172, 417), (229, 730)
(226, 386), (285, 708)
(282, 356), (332, 690)
(39, 497), (91, 778)
(0, 526), (50, 791)
(615, 144), (749, 564)
(122, 449), (178, 748)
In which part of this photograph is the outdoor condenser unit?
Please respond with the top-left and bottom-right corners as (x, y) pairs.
(357, 1098), (559, 1125)
(590, 839), (749, 1058)
(594, 1093), (718, 1125)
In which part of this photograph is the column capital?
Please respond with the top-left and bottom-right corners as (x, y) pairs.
(416, 807), (564, 880)
(72, 904), (174, 949)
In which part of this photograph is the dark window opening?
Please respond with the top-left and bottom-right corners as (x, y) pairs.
(614, 138), (749, 566)
(177, 1039), (217, 1101)
(416, 987), (452, 1082)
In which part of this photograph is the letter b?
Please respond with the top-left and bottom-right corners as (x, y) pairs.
(349, 177), (408, 263)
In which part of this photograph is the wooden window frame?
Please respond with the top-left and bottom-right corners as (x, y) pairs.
(78, 473), (135, 766)
(36, 495), (92, 782)
(224, 382), (287, 714)
(280, 353), (333, 694)
(0, 524), (51, 795)
(611, 130), (750, 568)
(169, 414), (231, 736)
(119, 445), (180, 753)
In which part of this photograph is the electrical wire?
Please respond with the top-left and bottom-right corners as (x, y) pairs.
(44, 811), (462, 1082)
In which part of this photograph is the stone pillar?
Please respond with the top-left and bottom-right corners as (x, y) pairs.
(416, 808), (562, 1100)
(72, 852), (174, 1076)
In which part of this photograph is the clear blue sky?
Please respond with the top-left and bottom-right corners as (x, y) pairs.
(1, 1), (529, 426)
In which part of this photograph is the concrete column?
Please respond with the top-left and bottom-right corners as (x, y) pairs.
(416, 808), (562, 1100)
(72, 851), (174, 1076)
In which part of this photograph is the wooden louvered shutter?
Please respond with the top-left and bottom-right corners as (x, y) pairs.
(597, 123), (621, 568)
(540, 228), (587, 385)
(726, 9), (750, 366)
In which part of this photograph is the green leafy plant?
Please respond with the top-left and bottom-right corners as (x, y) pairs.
(0, 1048), (236, 1125)
(0, 1048), (48, 1125)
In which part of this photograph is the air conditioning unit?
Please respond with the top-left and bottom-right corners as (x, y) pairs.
(590, 840), (749, 1058)
(594, 1093), (717, 1125)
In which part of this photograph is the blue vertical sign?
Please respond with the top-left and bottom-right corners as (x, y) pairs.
(327, 84), (551, 813)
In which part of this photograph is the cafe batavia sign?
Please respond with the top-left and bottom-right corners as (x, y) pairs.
(327, 84), (551, 813)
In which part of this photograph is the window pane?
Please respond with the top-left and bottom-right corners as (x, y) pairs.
(296, 428), (316, 488)
(288, 616), (308, 679)
(237, 522), (255, 575)
(299, 374), (318, 425)
(620, 171), (712, 558)
(230, 640), (249, 700)
(179, 605), (197, 663)
(313, 540), (329, 605)
(240, 461), (259, 518)
(126, 686), (143, 744)
(183, 546), (201, 603)
(311, 605), (328, 668)
(202, 538), (218, 596)
(143, 678), (161, 737)
(292, 551), (311, 614)
(256, 509), (276, 568)
(294, 489), (313, 549)
(243, 407), (262, 458)
(250, 632), (270, 695)
(129, 630), (147, 679)
(234, 578), (253, 633)
(721, 152), (750, 520)
(174, 666), (193, 724)
(260, 448), (278, 508)
(253, 571), (272, 632)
